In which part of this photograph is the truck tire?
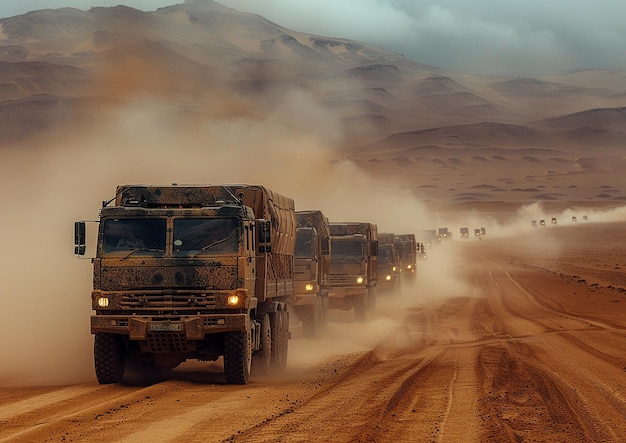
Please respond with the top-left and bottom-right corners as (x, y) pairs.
(270, 310), (288, 369)
(224, 330), (252, 385)
(94, 333), (125, 384)
(280, 310), (289, 368)
(319, 296), (329, 332)
(300, 304), (317, 338)
(251, 313), (271, 375)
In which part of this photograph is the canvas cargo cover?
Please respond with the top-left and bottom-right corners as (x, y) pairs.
(296, 210), (330, 238)
(330, 222), (377, 241)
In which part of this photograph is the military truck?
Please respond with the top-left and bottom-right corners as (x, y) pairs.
(328, 222), (378, 321)
(293, 210), (330, 338)
(74, 184), (296, 385)
(437, 227), (452, 241)
(421, 230), (437, 248)
(377, 233), (399, 294)
(460, 227), (469, 238)
(395, 233), (417, 278)
(417, 242), (427, 260)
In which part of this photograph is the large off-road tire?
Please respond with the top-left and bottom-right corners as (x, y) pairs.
(280, 310), (289, 368)
(270, 310), (289, 369)
(369, 287), (377, 310)
(251, 313), (271, 375)
(223, 330), (252, 385)
(319, 296), (329, 332)
(94, 333), (125, 384)
(299, 304), (317, 338)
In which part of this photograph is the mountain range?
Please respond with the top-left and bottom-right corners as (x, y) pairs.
(1, 0), (625, 204)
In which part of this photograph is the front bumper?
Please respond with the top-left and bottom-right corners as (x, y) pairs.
(91, 313), (249, 340)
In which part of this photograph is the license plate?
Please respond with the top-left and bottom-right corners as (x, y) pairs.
(150, 322), (182, 332)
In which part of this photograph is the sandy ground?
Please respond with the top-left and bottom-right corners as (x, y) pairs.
(1, 221), (624, 443)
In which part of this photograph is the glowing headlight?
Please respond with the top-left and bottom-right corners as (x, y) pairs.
(356, 276), (364, 284)
(392, 266), (396, 272)
(305, 283), (314, 291)
(385, 275), (392, 281)
(407, 264), (412, 270)
(97, 297), (109, 308)
(227, 295), (240, 306)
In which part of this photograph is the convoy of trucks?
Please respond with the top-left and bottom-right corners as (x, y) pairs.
(75, 183), (490, 385)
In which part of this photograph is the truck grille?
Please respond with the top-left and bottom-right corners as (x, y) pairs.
(120, 294), (217, 309)
(141, 332), (195, 353)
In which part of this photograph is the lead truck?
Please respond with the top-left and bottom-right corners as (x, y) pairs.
(74, 184), (296, 385)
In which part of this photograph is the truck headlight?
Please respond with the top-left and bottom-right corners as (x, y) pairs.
(97, 297), (109, 308)
(356, 276), (364, 284)
(392, 266), (396, 272)
(305, 283), (314, 291)
(406, 264), (412, 270)
(385, 275), (392, 281)
(227, 295), (240, 306)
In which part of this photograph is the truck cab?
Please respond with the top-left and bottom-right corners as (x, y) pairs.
(75, 184), (295, 385)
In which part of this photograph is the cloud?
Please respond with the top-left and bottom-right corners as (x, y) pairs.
(1, 0), (626, 76)
(218, 0), (626, 75)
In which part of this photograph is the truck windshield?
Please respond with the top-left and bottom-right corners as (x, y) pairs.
(102, 218), (166, 255)
(173, 218), (239, 256)
(295, 228), (316, 258)
(330, 239), (363, 257)
(378, 246), (393, 263)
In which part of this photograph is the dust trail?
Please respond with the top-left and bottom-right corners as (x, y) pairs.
(0, 78), (436, 386)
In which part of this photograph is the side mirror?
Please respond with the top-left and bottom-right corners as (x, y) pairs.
(321, 237), (330, 256)
(257, 219), (271, 252)
(74, 221), (86, 255)
(370, 240), (378, 256)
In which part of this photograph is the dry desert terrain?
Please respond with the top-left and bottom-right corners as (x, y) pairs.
(2, 220), (626, 442)
(1, 2), (625, 442)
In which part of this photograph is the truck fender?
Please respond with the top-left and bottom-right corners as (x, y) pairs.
(257, 300), (285, 314)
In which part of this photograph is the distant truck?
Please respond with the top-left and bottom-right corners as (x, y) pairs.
(417, 242), (427, 260)
(377, 233), (400, 293)
(422, 230), (437, 248)
(328, 222), (378, 321)
(294, 210), (331, 337)
(395, 233), (418, 277)
(437, 227), (452, 241)
(74, 184), (296, 385)
(460, 227), (469, 238)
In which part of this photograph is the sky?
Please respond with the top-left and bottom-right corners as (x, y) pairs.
(1, 0), (625, 76)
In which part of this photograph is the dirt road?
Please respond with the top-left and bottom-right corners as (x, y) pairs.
(2, 222), (625, 442)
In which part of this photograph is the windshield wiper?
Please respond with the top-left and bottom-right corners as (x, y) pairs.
(120, 248), (164, 260)
(191, 229), (238, 258)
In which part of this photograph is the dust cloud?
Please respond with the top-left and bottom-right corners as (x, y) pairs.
(0, 57), (441, 386)
(3, 74), (622, 383)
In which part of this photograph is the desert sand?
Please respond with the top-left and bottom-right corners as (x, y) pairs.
(1, 221), (625, 442)
(0, 2), (625, 442)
